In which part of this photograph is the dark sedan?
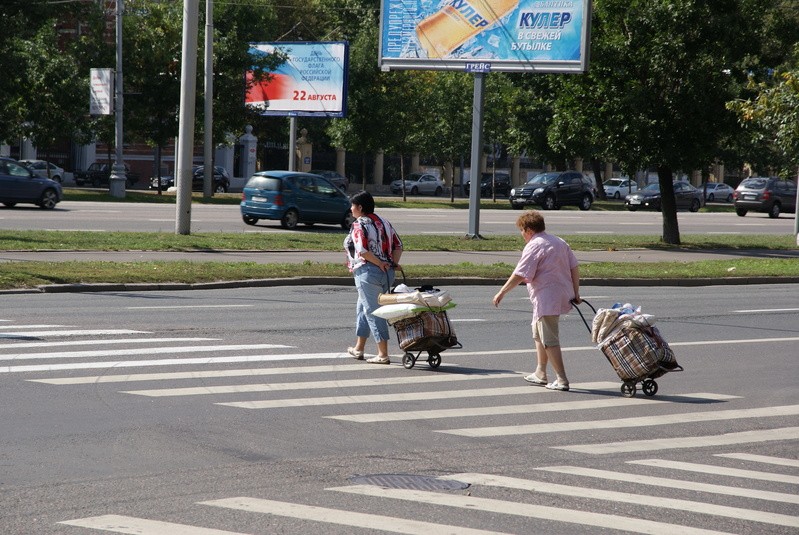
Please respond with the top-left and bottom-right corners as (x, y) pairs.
(0, 157), (62, 209)
(625, 181), (703, 212)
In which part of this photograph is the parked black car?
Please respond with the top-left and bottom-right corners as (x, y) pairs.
(149, 166), (230, 193)
(465, 172), (511, 197)
(310, 170), (348, 191)
(0, 157), (62, 209)
(733, 177), (797, 218)
(510, 171), (594, 210)
(624, 181), (703, 212)
(75, 162), (139, 187)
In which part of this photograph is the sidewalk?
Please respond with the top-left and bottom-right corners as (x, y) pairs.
(1, 248), (797, 294)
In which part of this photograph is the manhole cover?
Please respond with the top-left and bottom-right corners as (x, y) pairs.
(348, 474), (469, 491)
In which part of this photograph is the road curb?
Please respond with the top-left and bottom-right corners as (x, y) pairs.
(1, 275), (795, 295)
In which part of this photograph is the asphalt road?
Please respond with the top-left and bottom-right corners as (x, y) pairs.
(1, 283), (797, 534)
(0, 199), (795, 235)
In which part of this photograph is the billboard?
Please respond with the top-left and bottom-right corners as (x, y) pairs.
(246, 42), (349, 117)
(379, 0), (591, 73)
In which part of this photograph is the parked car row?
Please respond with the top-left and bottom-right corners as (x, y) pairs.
(149, 165), (231, 193)
(625, 181), (704, 212)
(465, 172), (512, 197)
(75, 162), (139, 187)
(0, 157), (62, 209)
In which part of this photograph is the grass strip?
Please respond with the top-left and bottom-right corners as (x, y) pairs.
(1, 258), (797, 291)
(0, 230), (793, 252)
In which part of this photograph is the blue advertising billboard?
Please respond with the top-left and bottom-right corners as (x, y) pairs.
(379, 0), (591, 73)
(246, 42), (349, 117)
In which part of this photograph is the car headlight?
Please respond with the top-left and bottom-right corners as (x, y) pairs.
(510, 188), (516, 196)
(533, 188), (544, 194)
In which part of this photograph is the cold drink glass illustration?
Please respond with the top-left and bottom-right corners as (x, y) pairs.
(416, 0), (519, 58)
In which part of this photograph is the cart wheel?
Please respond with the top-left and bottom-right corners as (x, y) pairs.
(642, 379), (658, 397)
(620, 382), (637, 397)
(428, 354), (442, 369)
(402, 352), (415, 369)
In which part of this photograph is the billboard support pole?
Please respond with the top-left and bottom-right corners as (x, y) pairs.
(288, 117), (297, 171)
(467, 72), (486, 239)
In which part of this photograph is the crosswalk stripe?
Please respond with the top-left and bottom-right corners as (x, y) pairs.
(715, 453), (799, 468)
(0, 329), (150, 338)
(555, 426), (799, 454)
(28, 363), (407, 385)
(538, 465), (799, 504)
(58, 514), (247, 534)
(629, 459), (799, 485)
(330, 485), (736, 535)
(442, 472), (799, 528)
(0, 353), (352, 374)
(327, 393), (739, 422)
(0, 343), (292, 362)
(218, 386), (556, 409)
(438, 405), (799, 437)
(201, 497), (512, 535)
(122, 372), (518, 397)
(0, 337), (220, 349)
(0, 324), (66, 329)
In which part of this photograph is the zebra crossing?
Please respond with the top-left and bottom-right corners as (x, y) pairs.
(1, 321), (797, 534)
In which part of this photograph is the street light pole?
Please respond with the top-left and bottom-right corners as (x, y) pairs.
(109, 0), (127, 198)
(203, 0), (213, 198)
(175, 0), (200, 234)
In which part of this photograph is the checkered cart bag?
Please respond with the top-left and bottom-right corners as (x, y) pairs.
(597, 324), (679, 382)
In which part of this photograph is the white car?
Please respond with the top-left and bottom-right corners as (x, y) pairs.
(390, 172), (445, 196)
(19, 160), (65, 183)
(603, 178), (638, 199)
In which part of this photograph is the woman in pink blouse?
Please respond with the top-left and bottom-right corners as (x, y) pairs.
(493, 211), (581, 391)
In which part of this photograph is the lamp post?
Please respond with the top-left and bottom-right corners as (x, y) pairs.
(109, 0), (127, 198)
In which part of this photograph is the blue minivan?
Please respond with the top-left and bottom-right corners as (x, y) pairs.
(240, 170), (355, 230)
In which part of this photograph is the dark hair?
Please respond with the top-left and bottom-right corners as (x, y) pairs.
(349, 190), (375, 214)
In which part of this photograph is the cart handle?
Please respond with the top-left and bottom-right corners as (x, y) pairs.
(571, 299), (595, 334)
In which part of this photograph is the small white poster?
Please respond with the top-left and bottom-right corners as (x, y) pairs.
(90, 68), (113, 115)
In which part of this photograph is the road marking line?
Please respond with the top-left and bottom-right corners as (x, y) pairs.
(628, 459), (799, 485)
(0, 329), (150, 338)
(218, 382), (625, 409)
(126, 305), (255, 309)
(442, 473), (799, 528)
(439, 405), (799, 437)
(330, 485), (736, 535)
(732, 308), (799, 313)
(0, 324), (66, 329)
(0, 353), (349, 373)
(538, 465), (799, 504)
(556, 427), (799, 454)
(123, 372), (517, 397)
(0, 343), (291, 361)
(715, 453), (799, 468)
(1, 337), (219, 349)
(58, 514), (246, 534)
(29, 362), (404, 385)
(327, 393), (738, 423)
(201, 497), (512, 535)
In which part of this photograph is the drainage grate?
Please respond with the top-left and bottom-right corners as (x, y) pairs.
(348, 474), (470, 491)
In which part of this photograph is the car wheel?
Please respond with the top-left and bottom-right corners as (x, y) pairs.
(689, 199), (701, 212)
(411, 186), (418, 195)
(342, 211), (355, 230)
(707, 193), (714, 202)
(214, 184), (227, 193)
(3, 202), (17, 208)
(579, 194), (593, 211)
(542, 194), (557, 210)
(613, 191), (620, 199)
(434, 187), (442, 196)
(242, 215), (258, 225)
(768, 203), (781, 218)
(735, 206), (748, 216)
(281, 208), (299, 229)
(38, 189), (59, 209)
(53, 175), (62, 183)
